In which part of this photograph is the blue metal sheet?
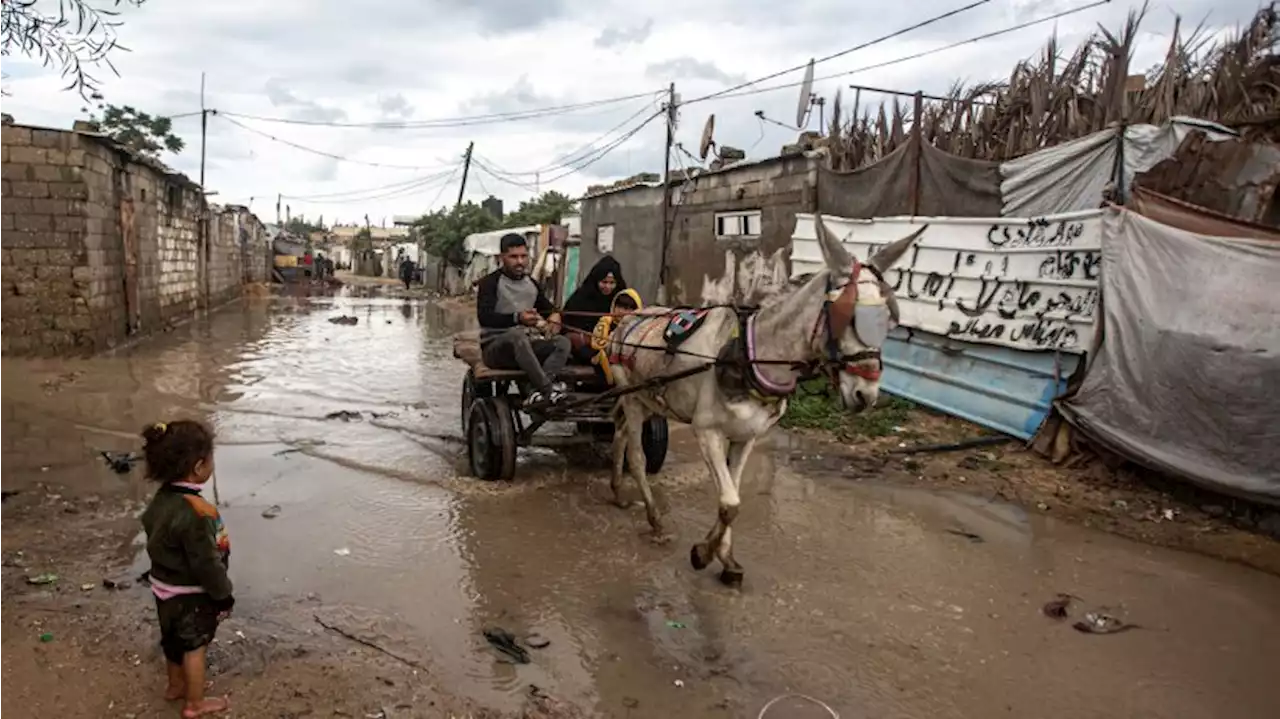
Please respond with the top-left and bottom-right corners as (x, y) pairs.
(881, 327), (1079, 440)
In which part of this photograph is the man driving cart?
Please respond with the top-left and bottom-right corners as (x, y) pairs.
(475, 233), (571, 407)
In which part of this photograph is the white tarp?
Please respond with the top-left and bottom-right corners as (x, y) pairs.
(791, 211), (1103, 353)
(1000, 117), (1237, 217)
(1061, 209), (1280, 504)
(463, 225), (541, 256)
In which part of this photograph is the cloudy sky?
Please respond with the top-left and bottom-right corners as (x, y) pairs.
(2, 0), (1265, 226)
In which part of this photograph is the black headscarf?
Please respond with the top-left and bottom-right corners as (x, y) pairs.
(563, 256), (627, 333)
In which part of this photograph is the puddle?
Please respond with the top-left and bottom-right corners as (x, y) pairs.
(5, 289), (1280, 718)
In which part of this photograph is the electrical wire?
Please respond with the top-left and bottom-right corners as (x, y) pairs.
(476, 110), (663, 190)
(279, 168), (457, 201)
(682, 0), (994, 106)
(217, 113), (457, 171)
(214, 90), (663, 129)
(700, 0), (1111, 103)
(476, 96), (662, 177)
(286, 171), (460, 204)
(425, 163), (463, 210)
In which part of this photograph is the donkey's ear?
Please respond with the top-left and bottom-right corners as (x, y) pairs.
(814, 213), (853, 272)
(868, 224), (926, 274)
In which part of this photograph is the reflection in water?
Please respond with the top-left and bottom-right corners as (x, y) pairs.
(4, 289), (1280, 719)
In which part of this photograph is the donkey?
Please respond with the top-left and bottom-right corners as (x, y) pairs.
(605, 214), (924, 587)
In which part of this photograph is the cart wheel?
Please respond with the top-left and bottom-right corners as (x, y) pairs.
(467, 396), (517, 481)
(641, 416), (669, 474)
(461, 371), (477, 434)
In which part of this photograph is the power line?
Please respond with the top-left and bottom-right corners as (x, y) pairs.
(682, 0), (995, 106)
(217, 114), (456, 170)
(280, 168), (457, 201)
(704, 0), (1111, 103)
(286, 172), (460, 205)
(476, 97), (661, 178)
(426, 163), (464, 210)
(214, 90), (664, 129)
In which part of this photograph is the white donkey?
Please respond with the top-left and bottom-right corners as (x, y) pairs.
(606, 214), (924, 587)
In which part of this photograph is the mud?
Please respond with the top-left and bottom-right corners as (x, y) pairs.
(4, 288), (1280, 719)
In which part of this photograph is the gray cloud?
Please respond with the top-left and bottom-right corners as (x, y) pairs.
(595, 19), (654, 48)
(263, 78), (349, 123)
(461, 75), (556, 115)
(464, 0), (568, 33)
(377, 93), (415, 119)
(646, 57), (746, 85)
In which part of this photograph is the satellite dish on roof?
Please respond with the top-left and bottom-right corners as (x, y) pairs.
(699, 114), (717, 160)
(795, 58), (816, 128)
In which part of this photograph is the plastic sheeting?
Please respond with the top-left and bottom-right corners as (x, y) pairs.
(1060, 209), (1280, 504)
(819, 141), (1002, 218)
(1000, 118), (1238, 217)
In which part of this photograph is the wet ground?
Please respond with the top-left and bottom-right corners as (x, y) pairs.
(4, 287), (1280, 718)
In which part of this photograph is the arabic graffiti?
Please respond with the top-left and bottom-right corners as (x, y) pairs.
(987, 218), (1086, 249)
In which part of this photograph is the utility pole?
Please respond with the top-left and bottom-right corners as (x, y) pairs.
(657, 82), (677, 304)
(456, 141), (474, 209)
(535, 171), (540, 195)
(276, 193), (282, 226)
(199, 72), (208, 190)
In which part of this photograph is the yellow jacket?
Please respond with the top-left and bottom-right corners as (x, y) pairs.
(590, 289), (643, 384)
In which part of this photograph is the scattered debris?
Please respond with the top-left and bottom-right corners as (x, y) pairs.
(262, 505), (282, 519)
(757, 693), (839, 718)
(102, 578), (132, 590)
(313, 614), (429, 671)
(1161, 508), (1176, 521)
(1042, 593), (1077, 620)
(369, 411), (399, 420)
(325, 410), (364, 422)
(80, 582), (96, 591)
(2, 490), (20, 503)
(945, 528), (984, 543)
(39, 632), (54, 643)
(1073, 611), (1139, 635)
(328, 315), (359, 325)
(525, 633), (551, 649)
(482, 627), (531, 664)
(622, 697), (640, 709)
(25, 573), (58, 586)
(665, 620), (687, 629)
(673, 679), (685, 688)
(333, 548), (352, 557)
(99, 451), (140, 475)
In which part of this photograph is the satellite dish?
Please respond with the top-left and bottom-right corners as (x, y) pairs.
(795, 58), (816, 128)
(699, 114), (717, 160)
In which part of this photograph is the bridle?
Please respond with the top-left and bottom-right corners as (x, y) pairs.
(808, 260), (892, 385)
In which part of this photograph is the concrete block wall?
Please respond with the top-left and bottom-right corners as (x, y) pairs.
(2, 123), (261, 357)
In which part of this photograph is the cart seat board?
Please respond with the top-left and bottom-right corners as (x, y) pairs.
(453, 331), (598, 381)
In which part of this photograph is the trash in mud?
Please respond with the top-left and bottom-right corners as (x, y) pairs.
(525, 633), (551, 649)
(369, 411), (399, 419)
(333, 547), (352, 557)
(622, 697), (640, 709)
(25, 573), (58, 586)
(673, 679), (685, 688)
(324, 410), (364, 422)
(665, 620), (687, 629)
(2, 490), (20, 503)
(137, 570), (151, 586)
(328, 315), (359, 325)
(102, 578), (132, 590)
(1042, 593), (1076, 620)
(39, 632), (54, 643)
(1073, 611), (1139, 635)
(1161, 508), (1176, 521)
(482, 627), (531, 664)
(945, 528), (985, 543)
(99, 451), (140, 474)
(262, 505), (282, 519)
(80, 582), (96, 591)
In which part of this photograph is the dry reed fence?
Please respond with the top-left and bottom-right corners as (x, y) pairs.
(825, 2), (1280, 170)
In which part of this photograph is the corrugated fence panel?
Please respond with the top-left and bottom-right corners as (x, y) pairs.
(789, 211), (1095, 439)
(881, 327), (1079, 440)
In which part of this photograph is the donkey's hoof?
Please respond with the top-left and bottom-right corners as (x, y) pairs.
(718, 568), (745, 589)
(690, 543), (713, 571)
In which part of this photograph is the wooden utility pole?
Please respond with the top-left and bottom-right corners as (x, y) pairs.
(456, 141), (474, 208)
(199, 72), (208, 189)
(657, 82), (676, 304)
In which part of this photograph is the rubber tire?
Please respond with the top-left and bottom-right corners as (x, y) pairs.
(467, 397), (518, 481)
(640, 416), (670, 475)
(461, 371), (476, 435)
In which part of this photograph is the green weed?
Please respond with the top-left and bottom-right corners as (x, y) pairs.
(780, 379), (916, 439)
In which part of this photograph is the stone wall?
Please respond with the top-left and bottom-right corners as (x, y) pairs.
(1, 123), (263, 357)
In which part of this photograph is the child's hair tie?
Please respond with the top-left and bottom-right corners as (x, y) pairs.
(153, 422), (167, 434)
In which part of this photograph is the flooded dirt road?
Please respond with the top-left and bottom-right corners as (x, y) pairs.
(4, 289), (1280, 718)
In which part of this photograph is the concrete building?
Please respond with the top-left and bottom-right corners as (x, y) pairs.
(1, 122), (269, 357)
(578, 153), (816, 305)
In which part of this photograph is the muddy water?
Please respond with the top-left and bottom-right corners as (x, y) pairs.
(4, 291), (1279, 719)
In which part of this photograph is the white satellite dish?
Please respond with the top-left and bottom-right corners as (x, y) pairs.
(795, 58), (816, 128)
(699, 114), (717, 160)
